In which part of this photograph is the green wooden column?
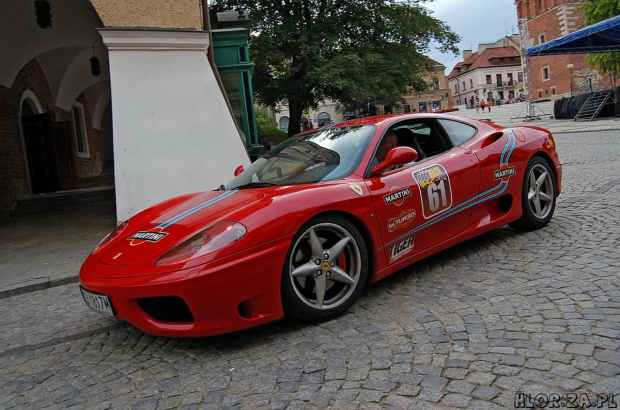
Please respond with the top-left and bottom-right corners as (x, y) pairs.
(212, 17), (262, 158)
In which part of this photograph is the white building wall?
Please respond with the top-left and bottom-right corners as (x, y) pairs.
(275, 100), (345, 131)
(101, 29), (250, 222)
(450, 66), (524, 107)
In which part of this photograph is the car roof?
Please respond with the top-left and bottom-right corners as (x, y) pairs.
(299, 113), (504, 137)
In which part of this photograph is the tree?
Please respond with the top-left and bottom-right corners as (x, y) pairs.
(578, 0), (620, 75)
(210, 0), (459, 136)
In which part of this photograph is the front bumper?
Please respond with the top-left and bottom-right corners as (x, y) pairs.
(79, 235), (292, 337)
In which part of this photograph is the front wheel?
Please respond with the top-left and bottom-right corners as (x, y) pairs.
(281, 215), (368, 322)
(510, 157), (557, 230)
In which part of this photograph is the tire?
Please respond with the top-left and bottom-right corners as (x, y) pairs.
(281, 215), (368, 322)
(510, 157), (557, 230)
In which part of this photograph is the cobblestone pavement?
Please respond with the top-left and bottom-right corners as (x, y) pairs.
(1, 130), (619, 409)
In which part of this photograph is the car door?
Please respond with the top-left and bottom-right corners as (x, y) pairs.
(366, 120), (480, 266)
(441, 119), (523, 224)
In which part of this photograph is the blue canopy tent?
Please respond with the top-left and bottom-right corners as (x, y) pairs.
(526, 15), (619, 120)
(527, 15), (620, 55)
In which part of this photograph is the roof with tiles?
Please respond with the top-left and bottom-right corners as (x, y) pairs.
(447, 47), (522, 79)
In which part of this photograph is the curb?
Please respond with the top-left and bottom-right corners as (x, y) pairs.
(0, 275), (79, 300)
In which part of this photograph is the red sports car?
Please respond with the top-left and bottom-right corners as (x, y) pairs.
(79, 114), (561, 337)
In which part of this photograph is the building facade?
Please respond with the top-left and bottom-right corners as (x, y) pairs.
(517, 0), (603, 98)
(447, 35), (524, 107)
(275, 60), (449, 130)
(0, 0), (250, 221)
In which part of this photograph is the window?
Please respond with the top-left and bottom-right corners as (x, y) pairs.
(317, 112), (331, 126)
(454, 84), (458, 93)
(462, 81), (466, 90)
(432, 79), (439, 90)
(496, 74), (503, 85)
(517, 72), (523, 82)
(486, 75), (492, 84)
(279, 116), (289, 130)
(542, 66), (550, 81)
(470, 79), (473, 88)
(72, 103), (89, 158)
(238, 46), (247, 63)
(438, 119), (477, 146)
(539, 33), (546, 44)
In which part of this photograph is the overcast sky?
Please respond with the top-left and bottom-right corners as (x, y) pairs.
(422, 0), (520, 74)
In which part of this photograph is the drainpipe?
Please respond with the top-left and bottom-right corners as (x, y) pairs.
(201, 0), (244, 143)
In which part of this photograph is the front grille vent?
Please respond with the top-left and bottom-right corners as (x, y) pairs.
(137, 296), (194, 323)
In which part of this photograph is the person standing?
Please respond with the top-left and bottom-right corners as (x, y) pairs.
(480, 98), (486, 113)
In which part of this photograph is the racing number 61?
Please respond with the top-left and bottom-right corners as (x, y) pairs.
(428, 179), (448, 212)
(413, 164), (453, 219)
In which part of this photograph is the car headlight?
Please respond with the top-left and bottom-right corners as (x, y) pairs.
(94, 220), (129, 253)
(154, 221), (247, 266)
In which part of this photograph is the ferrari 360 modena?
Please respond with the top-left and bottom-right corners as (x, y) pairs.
(79, 113), (561, 337)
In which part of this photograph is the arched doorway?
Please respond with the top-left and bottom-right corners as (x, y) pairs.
(279, 116), (289, 130)
(317, 112), (331, 126)
(20, 104), (59, 194)
(1, 0), (112, 217)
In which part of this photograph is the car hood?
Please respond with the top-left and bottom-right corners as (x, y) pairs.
(95, 182), (346, 270)
(97, 188), (279, 267)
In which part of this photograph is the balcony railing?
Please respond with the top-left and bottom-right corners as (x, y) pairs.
(485, 81), (518, 89)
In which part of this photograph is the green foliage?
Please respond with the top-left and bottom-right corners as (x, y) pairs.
(578, 0), (620, 74)
(211, 0), (460, 136)
(255, 109), (287, 137)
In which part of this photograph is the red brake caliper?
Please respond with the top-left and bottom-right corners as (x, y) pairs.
(337, 252), (347, 272)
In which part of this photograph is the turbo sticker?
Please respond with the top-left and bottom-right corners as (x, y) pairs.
(412, 164), (453, 219)
(388, 209), (416, 232)
(389, 235), (415, 262)
(383, 187), (411, 206)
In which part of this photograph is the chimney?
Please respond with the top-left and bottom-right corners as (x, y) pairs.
(463, 50), (473, 60)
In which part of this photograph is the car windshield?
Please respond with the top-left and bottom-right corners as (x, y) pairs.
(224, 125), (375, 189)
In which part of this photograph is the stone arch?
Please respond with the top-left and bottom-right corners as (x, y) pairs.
(19, 90), (43, 116)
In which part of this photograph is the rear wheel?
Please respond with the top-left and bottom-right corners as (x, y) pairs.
(281, 215), (368, 322)
(510, 157), (556, 230)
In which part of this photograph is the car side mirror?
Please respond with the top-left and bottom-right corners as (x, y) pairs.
(233, 165), (245, 177)
(371, 146), (418, 175)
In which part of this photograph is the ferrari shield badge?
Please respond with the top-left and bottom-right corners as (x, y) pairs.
(349, 184), (363, 196)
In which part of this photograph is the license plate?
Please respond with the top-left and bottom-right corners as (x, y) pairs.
(80, 286), (115, 316)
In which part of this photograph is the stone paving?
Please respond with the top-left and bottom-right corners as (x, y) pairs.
(1, 130), (619, 408)
(0, 207), (116, 297)
(448, 100), (620, 135)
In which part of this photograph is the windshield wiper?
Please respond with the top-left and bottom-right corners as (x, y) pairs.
(234, 182), (279, 190)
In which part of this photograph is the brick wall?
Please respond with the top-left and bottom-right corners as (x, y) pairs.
(517, 1), (610, 98)
(0, 58), (105, 219)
